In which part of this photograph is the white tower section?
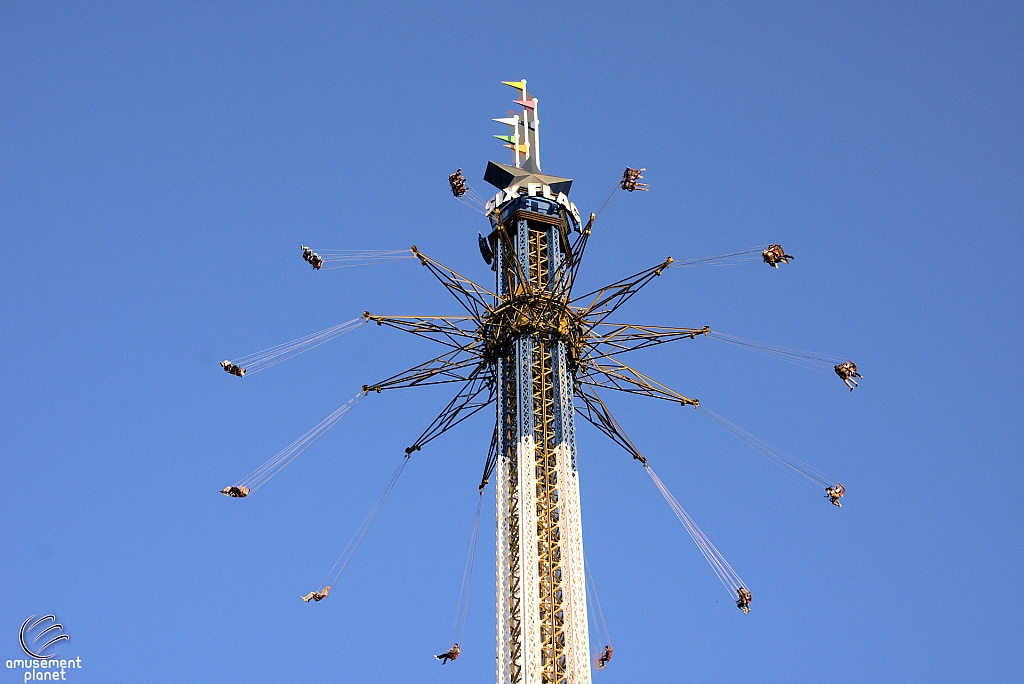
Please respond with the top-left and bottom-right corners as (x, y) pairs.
(491, 191), (591, 684)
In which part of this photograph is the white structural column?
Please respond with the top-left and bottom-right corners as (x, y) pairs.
(548, 224), (591, 683)
(552, 340), (590, 683)
(497, 202), (590, 684)
(515, 333), (541, 684)
(496, 219), (519, 684)
(496, 351), (513, 684)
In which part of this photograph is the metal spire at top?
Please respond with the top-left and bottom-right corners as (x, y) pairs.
(495, 79), (540, 172)
(484, 79), (571, 205)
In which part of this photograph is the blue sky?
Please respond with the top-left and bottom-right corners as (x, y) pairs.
(1, 2), (1021, 682)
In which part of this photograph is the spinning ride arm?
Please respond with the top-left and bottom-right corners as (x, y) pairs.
(364, 313), (479, 351)
(579, 354), (699, 407)
(363, 347), (486, 393)
(574, 382), (646, 464)
(479, 422), (499, 492)
(402, 367), (496, 454)
(573, 258), (674, 326)
(587, 323), (710, 360)
(411, 247), (496, 321)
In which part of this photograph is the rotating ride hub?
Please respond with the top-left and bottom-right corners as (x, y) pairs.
(480, 192), (585, 369)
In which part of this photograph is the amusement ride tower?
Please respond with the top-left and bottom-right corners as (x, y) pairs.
(484, 80), (591, 684)
(220, 78), (854, 684)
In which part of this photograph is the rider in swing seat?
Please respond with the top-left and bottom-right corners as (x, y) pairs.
(834, 361), (861, 391)
(301, 586), (330, 602)
(449, 169), (468, 198)
(435, 643), (460, 664)
(221, 360), (246, 377)
(300, 245), (324, 270)
(825, 483), (846, 507)
(220, 485), (249, 498)
(761, 244), (794, 268)
(736, 587), (752, 613)
(620, 167), (649, 192)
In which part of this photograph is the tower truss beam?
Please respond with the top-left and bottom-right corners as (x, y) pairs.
(587, 323), (710, 359)
(578, 355), (699, 407)
(572, 257), (673, 325)
(411, 247), (496, 321)
(363, 347), (485, 393)
(363, 314), (479, 350)
(404, 367), (496, 453)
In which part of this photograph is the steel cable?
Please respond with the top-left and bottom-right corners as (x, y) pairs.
(645, 464), (747, 598)
(449, 492), (483, 648)
(316, 250), (417, 270)
(234, 391), (366, 493)
(707, 331), (847, 373)
(696, 406), (835, 491)
(666, 246), (768, 268)
(593, 181), (623, 219)
(229, 318), (365, 373)
(320, 453), (411, 591)
(584, 554), (612, 650)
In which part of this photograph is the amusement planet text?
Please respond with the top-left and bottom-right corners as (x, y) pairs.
(6, 658), (82, 682)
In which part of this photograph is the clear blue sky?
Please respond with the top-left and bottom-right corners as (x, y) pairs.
(2, 2), (1021, 682)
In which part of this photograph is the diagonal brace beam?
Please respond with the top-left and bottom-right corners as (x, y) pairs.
(404, 367), (496, 454)
(363, 347), (485, 393)
(574, 382), (647, 464)
(364, 313), (479, 351)
(587, 323), (709, 359)
(578, 354), (699, 407)
(411, 247), (496, 321)
(573, 257), (673, 325)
